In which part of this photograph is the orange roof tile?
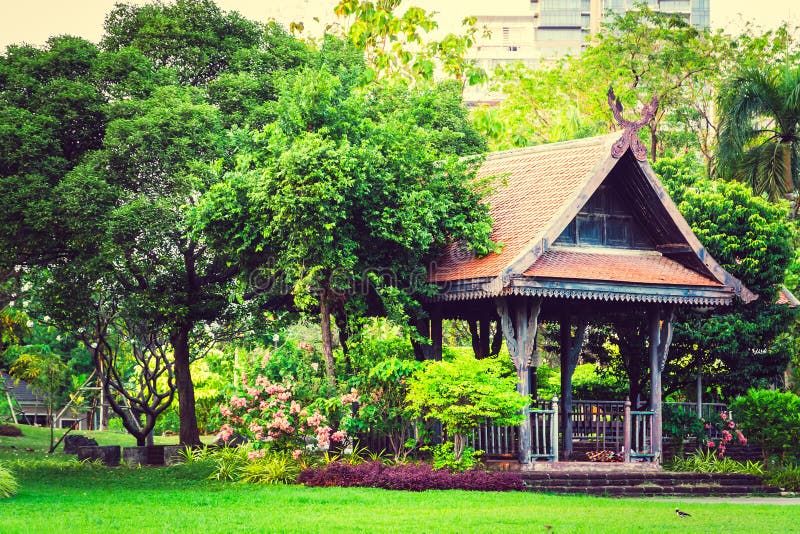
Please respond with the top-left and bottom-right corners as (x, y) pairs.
(430, 135), (615, 282)
(524, 249), (722, 287)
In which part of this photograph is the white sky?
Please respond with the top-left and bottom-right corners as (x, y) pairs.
(0, 0), (797, 52)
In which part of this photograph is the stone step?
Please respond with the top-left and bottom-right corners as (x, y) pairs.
(524, 484), (779, 497)
(520, 472), (763, 485)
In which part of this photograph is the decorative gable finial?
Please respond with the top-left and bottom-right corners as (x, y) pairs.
(607, 86), (658, 162)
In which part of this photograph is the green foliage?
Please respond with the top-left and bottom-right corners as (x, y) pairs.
(332, 0), (486, 84)
(0, 463), (17, 498)
(664, 171), (796, 396)
(663, 405), (706, 442)
(730, 389), (800, 461)
(101, 0), (265, 86)
(406, 353), (526, 460)
(427, 442), (483, 472)
(665, 449), (765, 476)
(716, 65), (800, 201)
(208, 446), (249, 482)
(763, 464), (800, 491)
(238, 451), (302, 485)
(473, 6), (728, 161)
(570, 363), (628, 401)
(348, 356), (421, 461)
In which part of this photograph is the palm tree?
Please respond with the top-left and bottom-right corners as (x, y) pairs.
(716, 66), (800, 204)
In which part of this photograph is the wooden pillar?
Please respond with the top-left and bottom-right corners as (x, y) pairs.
(496, 296), (541, 465)
(430, 303), (442, 361)
(648, 304), (674, 463)
(648, 307), (661, 461)
(559, 316), (587, 460)
(479, 318), (490, 358)
(560, 317), (573, 460)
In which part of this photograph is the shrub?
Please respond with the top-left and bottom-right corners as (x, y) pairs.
(428, 442), (482, 472)
(406, 353), (526, 461)
(0, 464), (18, 498)
(730, 389), (800, 461)
(346, 357), (422, 462)
(208, 446), (249, 482)
(298, 461), (524, 491)
(763, 465), (800, 491)
(0, 424), (22, 437)
(665, 449), (764, 475)
(217, 376), (343, 453)
(238, 452), (301, 484)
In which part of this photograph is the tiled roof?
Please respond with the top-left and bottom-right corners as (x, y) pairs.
(430, 135), (616, 282)
(524, 248), (722, 287)
(1, 371), (41, 404)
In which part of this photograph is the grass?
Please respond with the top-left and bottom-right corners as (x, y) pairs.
(2, 424), (800, 533)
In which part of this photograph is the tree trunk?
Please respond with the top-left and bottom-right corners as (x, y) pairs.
(171, 324), (201, 446)
(783, 141), (794, 198)
(319, 288), (337, 388)
(453, 432), (466, 461)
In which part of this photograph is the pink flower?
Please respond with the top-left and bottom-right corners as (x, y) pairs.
(728, 421), (735, 428)
(248, 450), (265, 460)
(331, 430), (347, 442)
(704, 423), (711, 429)
(217, 424), (234, 442)
(340, 387), (360, 404)
(289, 401), (302, 415)
(292, 449), (303, 460)
(720, 412), (727, 421)
(707, 440), (715, 448)
(230, 396), (248, 409)
(220, 405), (232, 417)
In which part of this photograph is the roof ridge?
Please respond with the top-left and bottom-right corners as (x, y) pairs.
(484, 132), (619, 162)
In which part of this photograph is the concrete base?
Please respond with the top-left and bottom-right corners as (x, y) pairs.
(522, 461), (661, 472)
(122, 446), (148, 467)
(78, 445), (121, 466)
(163, 445), (187, 465)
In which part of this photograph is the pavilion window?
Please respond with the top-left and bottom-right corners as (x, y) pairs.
(555, 185), (653, 250)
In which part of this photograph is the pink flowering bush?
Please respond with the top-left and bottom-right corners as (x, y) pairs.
(702, 410), (746, 458)
(218, 374), (343, 452)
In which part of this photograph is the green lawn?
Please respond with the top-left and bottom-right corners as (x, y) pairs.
(2, 425), (799, 533)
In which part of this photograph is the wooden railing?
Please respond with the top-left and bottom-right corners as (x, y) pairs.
(623, 399), (654, 461)
(531, 397), (559, 461)
(468, 423), (518, 456)
(571, 400), (626, 451)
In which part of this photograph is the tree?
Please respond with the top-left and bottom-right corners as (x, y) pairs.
(716, 65), (800, 203)
(0, 36), (106, 273)
(657, 158), (796, 397)
(406, 353), (526, 460)
(331, 0), (486, 84)
(83, 302), (176, 448)
(3, 1), (311, 446)
(9, 349), (68, 452)
(195, 48), (494, 387)
(473, 5), (731, 165)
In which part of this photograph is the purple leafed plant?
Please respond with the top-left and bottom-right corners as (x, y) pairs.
(298, 461), (524, 492)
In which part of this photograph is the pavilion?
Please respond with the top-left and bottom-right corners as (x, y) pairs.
(421, 97), (755, 466)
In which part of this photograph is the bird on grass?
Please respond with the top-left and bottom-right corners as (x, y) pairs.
(675, 508), (692, 518)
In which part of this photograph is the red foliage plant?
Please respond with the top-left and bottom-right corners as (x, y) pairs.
(297, 461), (524, 492)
